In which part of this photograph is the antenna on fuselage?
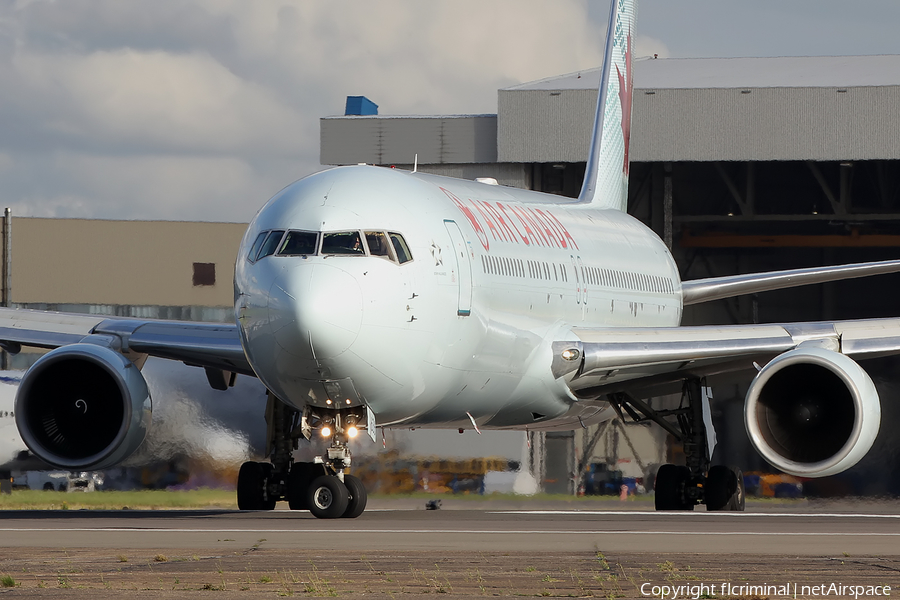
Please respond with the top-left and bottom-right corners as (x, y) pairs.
(413, 153), (418, 173)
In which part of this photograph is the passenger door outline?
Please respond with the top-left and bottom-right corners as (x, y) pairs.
(444, 220), (473, 316)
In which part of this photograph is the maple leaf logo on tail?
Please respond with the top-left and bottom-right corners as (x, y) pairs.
(616, 29), (633, 176)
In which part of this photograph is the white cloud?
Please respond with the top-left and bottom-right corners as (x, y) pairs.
(8, 152), (266, 222)
(13, 49), (307, 155)
(0, 0), (610, 220)
(636, 35), (670, 60)
(0, 1), (892, 220)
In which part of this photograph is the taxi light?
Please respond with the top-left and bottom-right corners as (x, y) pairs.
(347, 426), (359, 438)
(561, 348), (580, 361)
(321, 426), (332, 437)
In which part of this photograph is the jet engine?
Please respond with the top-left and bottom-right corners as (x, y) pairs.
(744, 346), (880, 477)
(15, 343), (152, 470)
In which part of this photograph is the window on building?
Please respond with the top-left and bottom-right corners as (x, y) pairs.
(193, 263), (216, 286)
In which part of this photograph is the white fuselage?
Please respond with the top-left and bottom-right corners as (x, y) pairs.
(234, 165), (682, 430)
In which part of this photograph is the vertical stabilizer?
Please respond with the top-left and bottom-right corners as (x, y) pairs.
(577, 0), (637, 211)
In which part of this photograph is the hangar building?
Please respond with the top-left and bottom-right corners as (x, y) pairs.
(321, 55), (900, 494)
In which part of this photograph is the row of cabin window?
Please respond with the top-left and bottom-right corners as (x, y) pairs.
(247, 229), (413, 264)
(480, 254), (674, 294)
(481, 255), (569, 283)
(580, 266), (675, 294)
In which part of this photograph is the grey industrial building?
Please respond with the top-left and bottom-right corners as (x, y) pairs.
(322, 55), (900, 495)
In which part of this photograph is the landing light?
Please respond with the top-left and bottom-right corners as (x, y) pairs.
(347, 426), (359, 438)
(321, 426), (332, 437)
(561, 348), (580, 361)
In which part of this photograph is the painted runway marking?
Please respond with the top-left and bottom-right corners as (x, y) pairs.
(0, 528), (896, 536)
(492, 510), (900, 518)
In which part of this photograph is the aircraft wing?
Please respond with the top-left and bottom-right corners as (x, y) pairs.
(0, 307), (253, 377)
(552, 317), (900, 398)
(681, 258), (900, 305)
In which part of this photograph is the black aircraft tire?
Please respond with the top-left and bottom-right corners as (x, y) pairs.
(342, 474), (367, 518)
(237, 461), (265, 511)
(288, 462), (315, 511)
(259, 462), (277, 510)
(706, 465), (745, 511)
(654, 464), (693, 511)
(307, 475), (349, 519)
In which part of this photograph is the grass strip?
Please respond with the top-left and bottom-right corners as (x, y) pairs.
(0, 488), (237, 510)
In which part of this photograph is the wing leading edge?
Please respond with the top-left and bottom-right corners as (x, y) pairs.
(552, 317), (900, 398)
(0, 307), (253, 376)
(681, 258), (900, 305)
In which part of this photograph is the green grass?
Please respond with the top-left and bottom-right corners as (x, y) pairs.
(0, 488), (237, 510)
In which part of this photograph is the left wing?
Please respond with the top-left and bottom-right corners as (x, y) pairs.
(681, 258), (900, 305)
(0, 307), (253, 377)
(552, 317), (900, 398)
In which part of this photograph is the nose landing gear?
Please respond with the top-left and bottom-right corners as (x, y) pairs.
(236, 393), (369, 518)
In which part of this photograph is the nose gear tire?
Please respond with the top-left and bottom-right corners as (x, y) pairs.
(308, 475), (349, 519)
(341, 474), (367, 518)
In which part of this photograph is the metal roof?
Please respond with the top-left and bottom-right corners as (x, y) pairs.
(505, 55), (900, 91)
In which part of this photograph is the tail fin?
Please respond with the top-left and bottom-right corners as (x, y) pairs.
(577, 0), (637, 211)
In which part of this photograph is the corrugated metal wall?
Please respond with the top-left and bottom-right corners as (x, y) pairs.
(497, 89), (595, 163)
(321, 115), (498, 166)
(498, 85), (900, 163)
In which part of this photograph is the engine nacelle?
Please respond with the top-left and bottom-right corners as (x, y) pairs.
(744, 346), (880, 477)
(15, 343), (152, 470)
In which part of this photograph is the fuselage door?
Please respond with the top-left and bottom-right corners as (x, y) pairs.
(444, 220), (473, 316)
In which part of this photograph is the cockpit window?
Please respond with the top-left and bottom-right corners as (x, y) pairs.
(365, 231), (392, 261)
(247, 232), (268, 263)
(278, 230), (319, 256)
(389, 232), (413, 264)
(321, 231), (365, 255)
(256, 230), (285, 260)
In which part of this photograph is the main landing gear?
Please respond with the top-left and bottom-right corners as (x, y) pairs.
(236, 393), (368, 518)
(609, 378), (745, 512)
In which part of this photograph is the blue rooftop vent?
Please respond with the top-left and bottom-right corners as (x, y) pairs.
(345, 96), (378, 116)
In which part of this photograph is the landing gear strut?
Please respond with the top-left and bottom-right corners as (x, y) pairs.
(236, 393), (369, 518)
(609, 378), (744, 512)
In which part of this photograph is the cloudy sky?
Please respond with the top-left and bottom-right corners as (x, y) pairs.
(2, 0), (899, 223)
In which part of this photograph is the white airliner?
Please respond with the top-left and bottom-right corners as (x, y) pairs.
(3, 0), (900, 516)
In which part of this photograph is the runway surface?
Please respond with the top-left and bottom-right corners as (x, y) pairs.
(2, 499), (900, 555)
(1, 500), (899, 597)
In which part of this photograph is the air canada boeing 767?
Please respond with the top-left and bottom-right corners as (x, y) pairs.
(3, 0), (900, 516)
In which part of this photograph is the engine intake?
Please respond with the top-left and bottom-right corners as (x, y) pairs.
(744, 346), (880, 477)
(15, 343), (152, 470)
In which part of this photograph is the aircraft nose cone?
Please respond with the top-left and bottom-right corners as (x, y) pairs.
(268, 263), (363, 360)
